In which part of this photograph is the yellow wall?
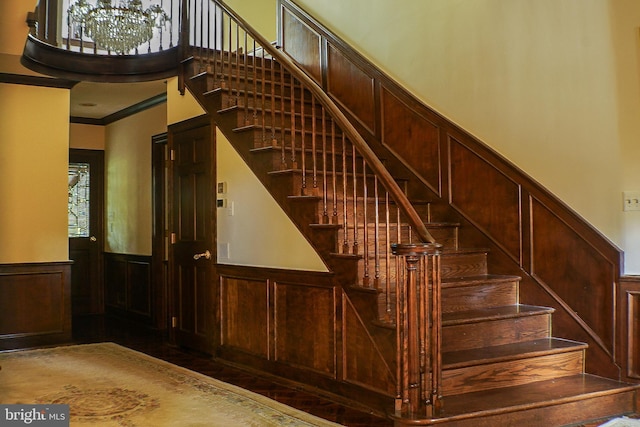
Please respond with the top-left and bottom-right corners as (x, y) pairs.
(70, 123), (105, 150)
(0, 0), (34, 56)
(105, 104), (167, 255)
(294, 0), (640, 274)
(224, 0), (277, 41)
(0, 83), (69, 263)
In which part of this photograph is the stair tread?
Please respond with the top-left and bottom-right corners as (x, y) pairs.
(443, 338), (587, 369)
(442, 304), (554, 326)
(442, 274), (521, 288)
(438, 374), (638, 419)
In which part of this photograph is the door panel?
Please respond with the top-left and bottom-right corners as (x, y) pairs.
(69, 149), (104, 315)
(170, 116), (215, 354)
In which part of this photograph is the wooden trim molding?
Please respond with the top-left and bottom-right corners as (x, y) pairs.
(0, 262), (72, 350)
(0, 72), (77, 89)
(70, 93), (168, 126)
(619, 276), (640, 382)
(21, 35), (179, 83)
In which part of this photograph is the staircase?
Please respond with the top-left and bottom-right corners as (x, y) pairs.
(178, 2), (638, 425)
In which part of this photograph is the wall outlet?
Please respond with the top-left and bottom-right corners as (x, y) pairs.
(623, 191), (640, 211)
(217, 242), (230, 259)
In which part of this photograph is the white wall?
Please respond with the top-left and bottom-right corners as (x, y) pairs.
(166, 78), (326, 271)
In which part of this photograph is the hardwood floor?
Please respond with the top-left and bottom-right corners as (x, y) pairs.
(71, 314), (393, 427)
(71, 315), (637, 427)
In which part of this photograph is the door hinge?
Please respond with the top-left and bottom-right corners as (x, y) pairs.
(170, 232), (176, 244)
(170, 149), (175, 161)
(171, 316), (177, 328)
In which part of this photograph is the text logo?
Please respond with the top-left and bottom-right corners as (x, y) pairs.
(0, 405), (69, 426)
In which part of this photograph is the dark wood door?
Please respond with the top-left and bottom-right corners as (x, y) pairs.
(69, 149), (104, 315)
(169, 116), (215, 354)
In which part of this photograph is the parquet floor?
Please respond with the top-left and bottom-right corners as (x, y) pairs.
(71, 315), (393, 427)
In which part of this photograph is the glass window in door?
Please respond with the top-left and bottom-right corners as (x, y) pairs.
(68, 162), (91, 238)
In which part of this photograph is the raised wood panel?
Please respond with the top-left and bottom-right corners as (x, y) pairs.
(343, 295), (395, 394)
(381, 86), (441, 194)
(281, 7), (322, 84)
(531, 198), (615, 353)
(0, 262), (72, 350)
(128, 261), (151, 316)
(442, 351), (584, 395)
(627, 290), (640, 379)
(327, 44), (376, 134)
(104, 253), (152, 323)
(105, 256), (127, 307)
(275, 281), (336, 376)
(619, 277), (640, 381)
(449, 137), (522, 262)
(220, 277), (269, 358)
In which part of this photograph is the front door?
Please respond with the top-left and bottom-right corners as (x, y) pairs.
(169, 116), (215, 353)
(68, 149), (104, 315)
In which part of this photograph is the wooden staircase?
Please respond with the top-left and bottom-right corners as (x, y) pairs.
(180, 52), (637, 426)
(178, 3), (638, 424)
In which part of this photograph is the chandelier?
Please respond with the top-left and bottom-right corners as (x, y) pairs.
(67, 0), (169, 54)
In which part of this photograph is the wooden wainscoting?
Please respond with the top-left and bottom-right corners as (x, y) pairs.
(217, 265), (337, 374)
(619, 276), (640, 383)
(215, 264), (395, 413)
(277, 0), (624, 379)
(0, 262), (72, 350)
(104, 253), (153, 325)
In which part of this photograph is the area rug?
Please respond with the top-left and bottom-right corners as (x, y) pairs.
(600, 418), (640, 427)
(0, 343), (343, 426)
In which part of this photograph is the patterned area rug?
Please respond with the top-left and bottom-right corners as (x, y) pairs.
(600, 418), (640, 427)
(0, 343), (343, 426)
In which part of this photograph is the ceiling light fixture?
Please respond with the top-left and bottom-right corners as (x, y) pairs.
(67, 0), (168, 55)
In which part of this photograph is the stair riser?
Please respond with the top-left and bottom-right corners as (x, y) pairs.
(442, 350), (585, 395)
(442, 314), (551, 353)
(220, 90), (318, 115)
(189, 54), (285, 81)
(251, 146), (358, 176)
(442, 280), (518, 313)
(268, 170), (396, 203)
(230, 107), (329, 131)
(417, 391), (639, 427)
(441, 252), (487, 279)
(353, 251), (489, 291)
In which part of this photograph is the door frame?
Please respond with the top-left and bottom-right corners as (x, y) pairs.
(68, 148), (105, 315)
(167, 114), (216, 352)
(151, 132), (169, 330)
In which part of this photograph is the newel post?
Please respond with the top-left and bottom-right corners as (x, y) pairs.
(391, 242), (442, 420)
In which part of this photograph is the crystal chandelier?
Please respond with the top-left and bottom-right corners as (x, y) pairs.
(67, 0), (168, 54)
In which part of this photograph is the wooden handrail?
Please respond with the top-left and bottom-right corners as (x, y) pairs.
(209, 0), (435, 245)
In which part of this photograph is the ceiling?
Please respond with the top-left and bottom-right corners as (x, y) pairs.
(70, 79), (168, 120)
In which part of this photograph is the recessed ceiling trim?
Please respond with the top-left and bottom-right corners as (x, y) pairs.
(70, 92), (167, 125)
(0, 72), (77, 89)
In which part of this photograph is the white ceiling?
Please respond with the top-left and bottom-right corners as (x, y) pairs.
(70, 79), (168, 119)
